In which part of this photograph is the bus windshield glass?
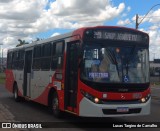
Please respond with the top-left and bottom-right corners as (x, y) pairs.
(81, 44), (149, 83)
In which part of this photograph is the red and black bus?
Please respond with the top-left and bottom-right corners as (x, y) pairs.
(5, 26), (150, 117)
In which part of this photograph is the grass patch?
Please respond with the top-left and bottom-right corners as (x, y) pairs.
(151, 82), (160, 86)
(0, 73), (5, 84)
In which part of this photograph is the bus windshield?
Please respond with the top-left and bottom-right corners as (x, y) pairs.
(81, 44), (149, 83)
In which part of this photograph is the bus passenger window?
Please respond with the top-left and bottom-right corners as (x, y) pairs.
(56, 42), (63, 55)
(7, 52), (12, 69)
(33, 45), (41, 70)
(18, 50), (24, 70)
(12, 51), (19, 69)
(51, 41), (64, 70)
(41, 43), (51, 70)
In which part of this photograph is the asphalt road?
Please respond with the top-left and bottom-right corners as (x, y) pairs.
(0, 84), (160, 131)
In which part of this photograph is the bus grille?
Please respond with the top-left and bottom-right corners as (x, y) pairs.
(101, 99), (141, 104)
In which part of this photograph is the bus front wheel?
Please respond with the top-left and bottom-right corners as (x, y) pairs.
(13, 84), (20, 102)
(50, 92), (62, 118)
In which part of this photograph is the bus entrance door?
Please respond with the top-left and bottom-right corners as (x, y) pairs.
(65, 42), (79, 112)
(23, 50), (32, 97)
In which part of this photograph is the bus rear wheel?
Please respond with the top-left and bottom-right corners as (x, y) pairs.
(13, 84), (20, 102)
(50, 92), (62, 118)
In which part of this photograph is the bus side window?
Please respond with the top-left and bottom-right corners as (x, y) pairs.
(33, 45), (41, 70)
(51, 41), (64, 70)
(18, 50), (24, 70)
(41, 43), (51, 70)
(7, 52), (12, 69)
(12, 51), (19, 69)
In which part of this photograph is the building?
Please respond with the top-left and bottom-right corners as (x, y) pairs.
(150, 59), (160, 76)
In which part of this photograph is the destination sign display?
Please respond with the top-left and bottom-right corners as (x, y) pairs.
(85, 30), (148, 43)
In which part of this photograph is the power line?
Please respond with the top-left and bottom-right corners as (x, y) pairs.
(138, 16), (160, 18)
(134, 24), (160, 31)
(121, 17), (160, 28)
(122, 19), (136, 26)
(136, 4), (160, 29)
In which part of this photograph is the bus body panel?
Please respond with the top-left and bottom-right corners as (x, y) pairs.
(30, 70), (54, 99)
(78, 80), (150, 100)
(5, 70), (14, 93)
(15, 70), (24, 96)
(5, 68), (65, 107)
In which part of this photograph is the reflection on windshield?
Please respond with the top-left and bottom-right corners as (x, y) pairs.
(81, 45), (149, 83)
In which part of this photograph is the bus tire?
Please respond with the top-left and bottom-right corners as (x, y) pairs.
(13, 84), (20, 102)
(50, 92), (62, 118)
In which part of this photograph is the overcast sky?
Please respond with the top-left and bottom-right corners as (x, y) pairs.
(0, 0), (160, 60)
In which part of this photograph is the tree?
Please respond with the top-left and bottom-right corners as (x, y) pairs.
(16, 39), (29, 47)
(36, 38), (41, 41)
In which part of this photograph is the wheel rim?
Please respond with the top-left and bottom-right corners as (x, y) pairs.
(14, 89), (17, 99)
(52, 97), (58, 112)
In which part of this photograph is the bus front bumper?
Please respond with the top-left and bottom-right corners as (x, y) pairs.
(79, 97), (151, 117)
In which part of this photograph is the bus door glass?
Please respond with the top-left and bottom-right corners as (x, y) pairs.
(65, 42), (79, 109)
(23, 50), (33, 97)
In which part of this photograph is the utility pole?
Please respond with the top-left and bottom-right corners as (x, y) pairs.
(135, 4), (160, 29)
(135, 14), (139, 29)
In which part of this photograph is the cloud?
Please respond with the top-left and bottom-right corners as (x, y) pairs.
(0, 0), (48, 49)
(117, 19), (131, 26)
(0, 0), (126, 57)
(0, 0), (47, 20)
(0, 0), (12, 3)
(0, 1), (48, 42)
(51, 33), (61, 37)
(127, 6), (131, 12)
(38, 0), (125, 29)
(134, 9), (160, 60)
(141, 27), (160, 60)
(2, 36), (17, 46)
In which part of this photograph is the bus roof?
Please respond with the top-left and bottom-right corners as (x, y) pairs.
(73, 26), (149, 36)
(8, 26), (149, 52)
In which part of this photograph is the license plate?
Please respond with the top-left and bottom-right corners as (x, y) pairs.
(117, 107), (129, 113)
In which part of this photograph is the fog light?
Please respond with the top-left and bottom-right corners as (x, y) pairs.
(94, 98), (99, 103)
(141, 98), (146, 103)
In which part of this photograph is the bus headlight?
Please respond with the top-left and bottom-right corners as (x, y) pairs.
(140, 94), (151, 103)
(80, 89), (100, 104)
(141, 98), (146, 103)
(94, 98), (100, 103)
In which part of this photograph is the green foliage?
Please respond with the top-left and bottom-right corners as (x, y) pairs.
(0, 73), (5, 84)
(16, 39), (29, 47)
